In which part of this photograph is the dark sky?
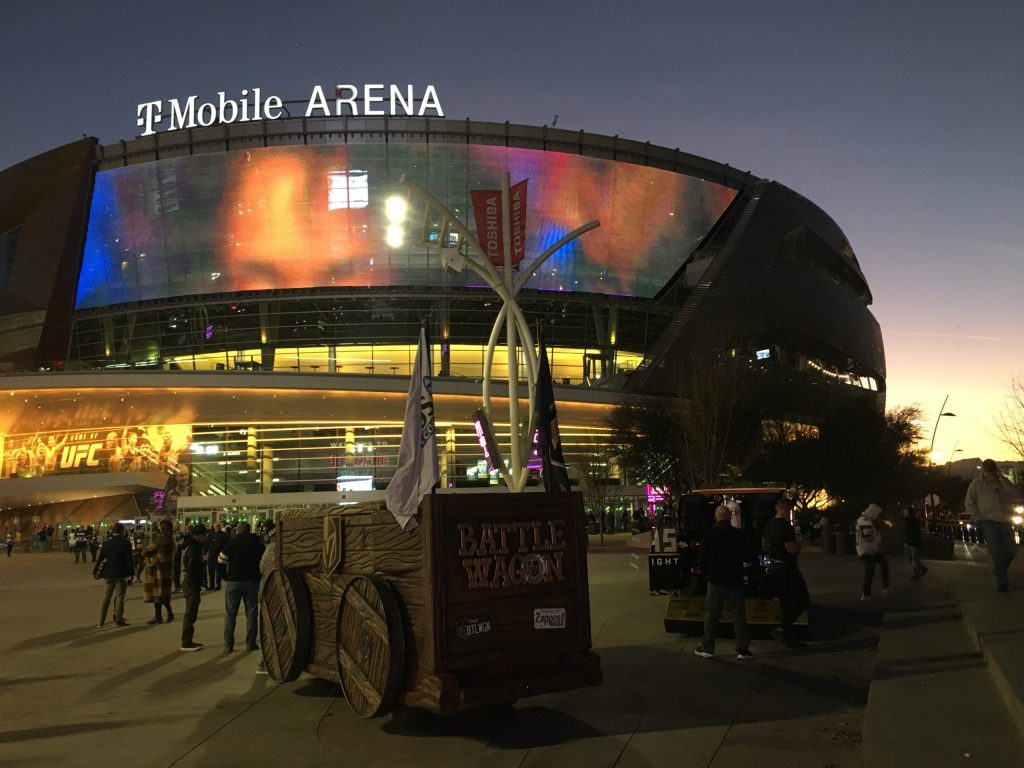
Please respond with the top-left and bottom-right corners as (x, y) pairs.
(3, 0), (1023, 458)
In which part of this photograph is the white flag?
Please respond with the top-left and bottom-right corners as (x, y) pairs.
(385, 327), (440, 529)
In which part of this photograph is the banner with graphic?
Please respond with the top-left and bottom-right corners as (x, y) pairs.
(533, 331), (571, 492)
(471, 180), (527, 267)
(384, 327), (440, 530)
(1, 425), (192, 479)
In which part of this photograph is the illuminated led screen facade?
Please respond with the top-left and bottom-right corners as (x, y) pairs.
(78, 144), (737, 309)
(0, 117), (886, 532)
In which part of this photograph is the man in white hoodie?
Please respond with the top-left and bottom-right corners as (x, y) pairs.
(856, 503), (889, 600)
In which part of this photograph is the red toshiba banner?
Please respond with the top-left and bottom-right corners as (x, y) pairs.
(471, 180), (528, 267)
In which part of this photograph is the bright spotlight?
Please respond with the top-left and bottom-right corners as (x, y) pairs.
(385, 196), (408, 224)
(386, 224), (404, 248)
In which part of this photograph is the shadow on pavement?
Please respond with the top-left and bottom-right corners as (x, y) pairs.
(0, 720), (136, 744)
(86, 650), (181, 696)
(382, 704), (606, 746)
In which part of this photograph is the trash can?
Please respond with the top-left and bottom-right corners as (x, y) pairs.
(821, 530), (836, 554)
(834, 530), (852, 555)
(38, 538), (51, 553)
(20, 541), (31, 553)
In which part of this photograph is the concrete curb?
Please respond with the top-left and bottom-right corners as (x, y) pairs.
(952, 578), (1024, 737)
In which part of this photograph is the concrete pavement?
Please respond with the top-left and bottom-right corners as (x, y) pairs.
(0, 536), (1021, 767)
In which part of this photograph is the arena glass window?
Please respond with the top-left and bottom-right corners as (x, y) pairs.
(327, 170), (369, 210)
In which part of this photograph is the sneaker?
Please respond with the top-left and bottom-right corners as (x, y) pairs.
(146, 617), (162, 625)
(256, 662), (269, 675)
(96, 622), (105, 628)
(246, 643), (259, 652)
(180, 642), (203, 652)
(736, 649), (754, 660)
(115, 620), (129, 626)
(224, 644), (234, 654)
(770, 626), (785, 641)
(860, 594), (872, 601)
(694, 646), (714, 659)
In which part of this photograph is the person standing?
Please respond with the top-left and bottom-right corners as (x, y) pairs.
(856, 503), (890, 600)
(5, 532), (12, 557)
(180, 524), (208, 651)
(693, 506), (754, 660)
(965, 459), (1023, 591)
(143, 520), (175, 624)
(206, 522), (228, 591)
(172, 525), (188, 593)
(217, 521), (265, 653)
(903, 504), (927, 580)
(73, 527), (89, 563)
(88, 529), (100, 562)
(766, 495), (809, 648)
(96, 523), (133, 627)
(129, 529), (146, 584)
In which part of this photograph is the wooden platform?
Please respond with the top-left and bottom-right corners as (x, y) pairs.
(663, 593), (808, 634)
(264, 492), (601, 716)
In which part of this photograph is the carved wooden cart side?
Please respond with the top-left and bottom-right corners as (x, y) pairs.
(259, 491), (602, 718)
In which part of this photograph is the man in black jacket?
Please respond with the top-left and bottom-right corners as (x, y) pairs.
(96, 523), (134, 628)
(694, 505), (754, 660)
(903, 504), (928, 580)
(180, 524), (208, 652)
(205, 522), (228, 590)
(218, 522), (265, 653)
(766, 495), (810, 648)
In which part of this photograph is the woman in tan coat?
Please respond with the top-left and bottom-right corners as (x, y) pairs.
(143, 519), (175, 623)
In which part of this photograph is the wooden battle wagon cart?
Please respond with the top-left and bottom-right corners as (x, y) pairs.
(259, 490), (602, 718)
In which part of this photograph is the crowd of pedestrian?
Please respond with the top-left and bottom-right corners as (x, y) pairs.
(82, 517), (275, 673)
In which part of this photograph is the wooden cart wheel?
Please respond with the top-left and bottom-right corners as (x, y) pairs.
(336, 574), (406, 718)
(259, 567), (312, 682)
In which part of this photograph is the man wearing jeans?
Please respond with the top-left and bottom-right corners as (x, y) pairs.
(693, 505), (754, 660)
(218, 522), (265, 652)
(96, 523), (134, 628)
(965, 459), (1022, 592)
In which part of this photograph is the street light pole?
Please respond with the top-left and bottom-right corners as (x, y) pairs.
(928, 394), (957, 466)
(925, 395), (957, 529)
(946, 441), (963, 476)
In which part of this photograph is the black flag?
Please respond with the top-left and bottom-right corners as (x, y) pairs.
(534, 331), (571, 492)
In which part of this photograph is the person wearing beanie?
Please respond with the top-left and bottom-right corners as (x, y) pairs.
(766, 494), (810, 648)
(856, 503), (889, 600)
(179, 524), (208, 651)
(96, 522), (134, 628)
(965, 459), (1023, 591)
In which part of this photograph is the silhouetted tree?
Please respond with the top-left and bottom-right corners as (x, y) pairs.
(608, 356), (764, 500)
(995, 377), (1024, 460)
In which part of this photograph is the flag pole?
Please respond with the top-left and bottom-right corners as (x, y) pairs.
(502, 171), (523, 489)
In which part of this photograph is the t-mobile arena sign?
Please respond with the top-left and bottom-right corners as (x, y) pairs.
(136, 84), (444, 137)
